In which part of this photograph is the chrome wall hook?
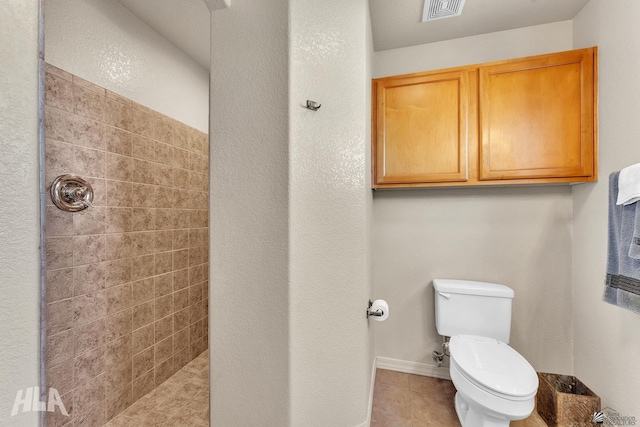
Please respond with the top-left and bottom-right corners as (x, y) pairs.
(305, 100), (321, 111)
(50, 174), (94, 212)
(366, 300), (384, 318)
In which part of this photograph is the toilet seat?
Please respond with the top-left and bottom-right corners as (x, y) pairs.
(449, 335), (538, 401)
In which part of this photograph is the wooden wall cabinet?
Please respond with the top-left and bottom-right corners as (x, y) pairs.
(372, 47), (598, 189)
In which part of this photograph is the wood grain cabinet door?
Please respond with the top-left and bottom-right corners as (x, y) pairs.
(478, 48), (596, 181)
(373, 70), (469, 187)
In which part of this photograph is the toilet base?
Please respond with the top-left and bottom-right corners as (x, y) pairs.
(455, 392), (511, 427)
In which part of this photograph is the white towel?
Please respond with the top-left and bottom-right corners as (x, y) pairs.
(616, 163), (640, 205)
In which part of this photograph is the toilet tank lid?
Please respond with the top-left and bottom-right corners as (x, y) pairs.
(432, 279), (514, 298)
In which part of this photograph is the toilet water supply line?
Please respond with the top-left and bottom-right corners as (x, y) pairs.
(432, 336), (450, 367)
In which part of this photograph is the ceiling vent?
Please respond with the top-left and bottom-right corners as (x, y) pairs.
(422, 0), (467, 22)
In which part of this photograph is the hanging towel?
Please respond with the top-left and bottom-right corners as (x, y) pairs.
(630, 205), (640, 260)
(616, 163), (640, 205)
(604, 172), (640, 313)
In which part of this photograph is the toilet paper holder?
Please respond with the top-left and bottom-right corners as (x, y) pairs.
(366, 300), (384, 318)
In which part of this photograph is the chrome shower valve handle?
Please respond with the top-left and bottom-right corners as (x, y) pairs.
(50, 174), (94, 212)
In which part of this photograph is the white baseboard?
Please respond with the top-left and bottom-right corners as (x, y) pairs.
(375, 356), (451, 380)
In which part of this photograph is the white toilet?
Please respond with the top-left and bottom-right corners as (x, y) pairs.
(432, 279), (538, 427)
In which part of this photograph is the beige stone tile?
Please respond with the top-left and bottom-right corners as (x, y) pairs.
(74, 399), (105, 427)
(155, 295), (173, 320)
(72, 290), (107, 327)
(409, 374), (457, 397)
(107, 335), (132, 368)
(46, 329), (74, 367)
(155, 336), (173, 365)
(155, 208), (176, 230)
(106, 309), (132, 342)
(154, 115), (174, 145)
(130, 231), (155, 257)
(173, 329), (189, 353)
(105, 233), (133, 261)
(133, 346), (154, 379)
(131, 158), (154, 185)
(45, 138), (75, 187)
(106, 90), (132, 106)
(153, 163), (174, 187)
(47, 299), (74, 336)
(132, 323), (154, 354)
(131, 183), (155, 208)
(155, 357), (175, 386)
(154, 273), (173, 297)
(154, 230), (173, 254)
(45, 63), (72, 81)
(73, 84), (104, 122)
(73, 75), (106, 96)
(45, 204), (73, 238)
(73, 373), (106, 417)
(173, 268), (189, 291)
(107, 383), (133, 420)
(73, 206), (107, 235)
(47, 358), (74, 396)
(132, 301), (154, 331)
(107, 153), (133, 182)
(155, 316), (173, 343)
(73, 263), (106, 296)
(131, 134), (155, 162)
(173, 309), (189, 332)
(132, 369), (155, 402)
(106, 283), (132, 314)
(106, 207), (133, 234)
(104, 98), (132, 131)
(131, 255), (155, 281)
(174, 123), (189, 150)
(106, 362), (133, 396)
(371, 383), (412, 427)
(176, 209), (190, 229)
(74, 318), (106, 356)
(174, 168), (189, 190)
(131, 208), (155, 232)
(46, 237), (74, 269)
(131, 278), (154, 306)
(411, 391), (460, 426)
(130, 107), (154, 138)
(73, 234), (107, 266)
(154, 186), (174, 209)
(172, 249), (189, 271)
(85, 177), (107, 206)
(174, 288), (189, 312)
(105, 126), (132, 156)
(107, 180), (133, 207)
(104, 414), (139, 427)
(174, 148), (190, 170)
(45, 73), (74, 112)
(105, 259), (132, 289)
(74, 346), (106, 384)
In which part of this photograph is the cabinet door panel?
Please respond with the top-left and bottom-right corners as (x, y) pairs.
(479, 50), (595, 180)
(374, 71), (468, 185)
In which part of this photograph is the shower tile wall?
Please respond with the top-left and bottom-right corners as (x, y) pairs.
(43, 64), (209, 427)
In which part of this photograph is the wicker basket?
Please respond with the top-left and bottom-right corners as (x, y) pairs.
(536, 372), (600, 427)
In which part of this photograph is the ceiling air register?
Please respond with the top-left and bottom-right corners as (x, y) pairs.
(422, 0), (467, 22)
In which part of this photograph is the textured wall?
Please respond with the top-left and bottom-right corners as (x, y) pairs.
(44, 64), (209, 426)
(573, 0), (640, 417)
(289, 0), (371, 425)
(210, 0), (372, 425)
(372, 22), (576, 375)
(0, 1), (41, 426)
(209, 1), (291, 425)
(44, 0), (209, 132)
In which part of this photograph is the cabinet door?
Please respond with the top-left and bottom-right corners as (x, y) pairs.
(478, 48), (596, 181)
(373, 70), (469, 187)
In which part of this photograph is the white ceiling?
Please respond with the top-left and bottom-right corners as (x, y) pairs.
(369, 0), (590, 51)
(117, 0), (211, 70)
(117, 0), (592, 71)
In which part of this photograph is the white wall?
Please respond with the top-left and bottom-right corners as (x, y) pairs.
(573, 0), (640, 417)
(0, 1), (42, 426)
(289, 0), (370, 425)
(210, 0), (372, 425)
(44, 0), (209, 132)
(209, 1), (291, 425)
(373, 22), (576, 376)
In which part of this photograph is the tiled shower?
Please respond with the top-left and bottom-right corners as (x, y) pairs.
(43, 64), (209, 426)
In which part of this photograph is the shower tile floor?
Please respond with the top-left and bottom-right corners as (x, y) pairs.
(371, 369), (548, 427)
(105, 351), (209, 427)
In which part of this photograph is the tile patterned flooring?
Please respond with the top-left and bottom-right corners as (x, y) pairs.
(104, 350), (209, 427)
(371, 369), (548, 427)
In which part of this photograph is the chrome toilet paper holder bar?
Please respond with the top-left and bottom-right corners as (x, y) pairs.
(367, 300), (384, 318)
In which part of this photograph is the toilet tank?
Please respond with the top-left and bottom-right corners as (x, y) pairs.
(432, 279), (514, 343)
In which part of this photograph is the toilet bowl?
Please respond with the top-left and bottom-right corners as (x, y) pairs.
(448, 335), (538, 427)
